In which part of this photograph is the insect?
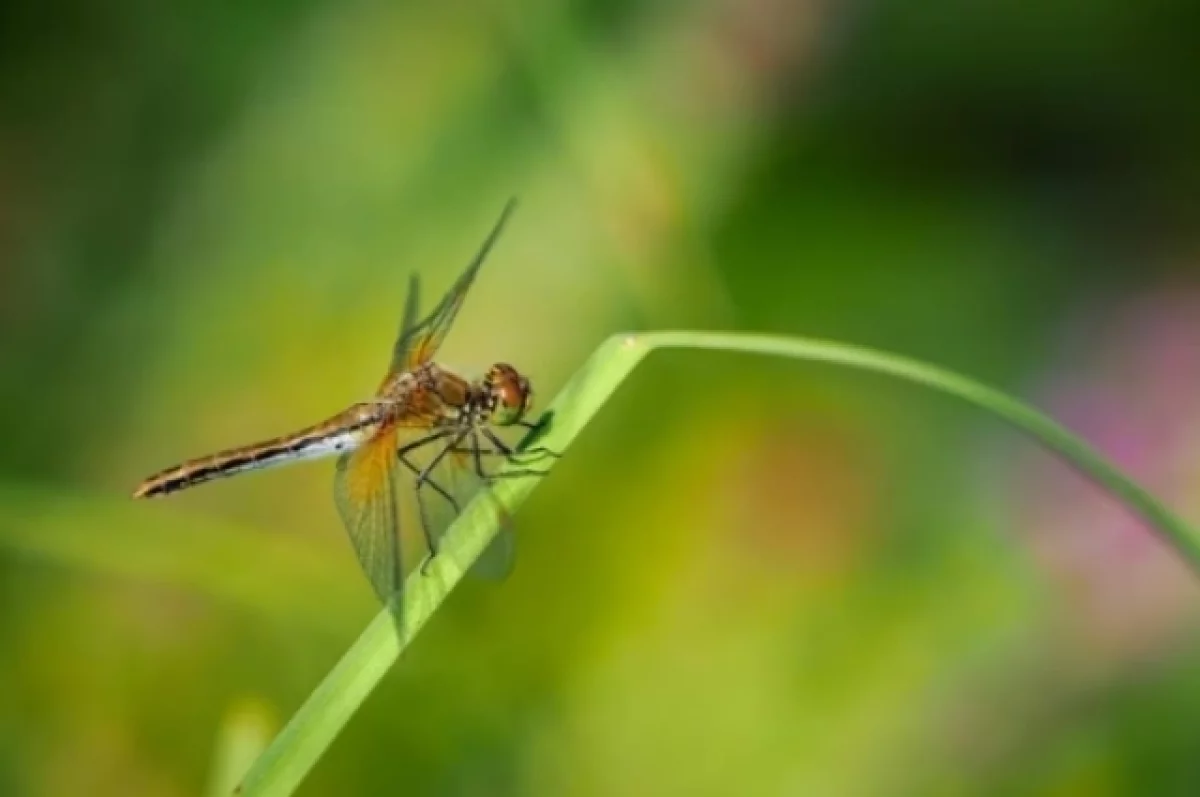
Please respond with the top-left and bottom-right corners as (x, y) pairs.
(133, 199), (554, 603)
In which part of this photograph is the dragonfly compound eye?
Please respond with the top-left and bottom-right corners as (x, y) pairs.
(488, 363), (532, 425)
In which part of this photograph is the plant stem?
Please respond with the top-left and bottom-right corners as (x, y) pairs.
(236, 331), (1200, 796)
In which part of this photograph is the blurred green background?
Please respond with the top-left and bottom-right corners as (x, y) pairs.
(3, 0), (1200, 794)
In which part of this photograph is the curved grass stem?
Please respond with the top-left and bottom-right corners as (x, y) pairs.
(236, 331), (1200, 797)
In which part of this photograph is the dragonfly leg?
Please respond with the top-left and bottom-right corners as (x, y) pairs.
(415, 428), (471, 572)
(466, 429), (533, 483)
(398, 451), (458, 508)
(447, 442), (558, 462)
(414, 482), (459, 574)
(482, 428), (557, 474)
(470, 429), (488, 481)
(396, 429), (452, 457)
(511, 417), (563, 459)
(515, 420), (562, 455)
(451, 448), (556, 466)
(446, 453), (551, 479)
(449, 445), (504, 457)
(443, 436), (553, 479)
(487, 467), (552, 480)
(502, 433), (562, 462)
(395, 430), (460, 509)
(392, 429), (465, 573)
(394, 453), (444, 574)
(511, 447), (561, 463)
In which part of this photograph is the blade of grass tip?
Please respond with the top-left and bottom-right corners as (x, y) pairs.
(235, 335), (650, 797)
(237, 330), (1200, 797)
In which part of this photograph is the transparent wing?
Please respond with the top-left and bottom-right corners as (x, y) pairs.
(388, 272), (421, 370)
(333, 427), (404, 603)
(403, 428), (516, 581)
(388, 198), (518, 373)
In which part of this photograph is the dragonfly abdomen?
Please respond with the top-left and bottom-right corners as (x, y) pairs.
(133, 419), (377, 499)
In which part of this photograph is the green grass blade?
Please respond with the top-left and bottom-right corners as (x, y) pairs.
(237, 331), (1200, 796)
(235, 335), (649, 796)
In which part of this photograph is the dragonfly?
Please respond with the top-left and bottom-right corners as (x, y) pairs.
(133, 199), (554, 603)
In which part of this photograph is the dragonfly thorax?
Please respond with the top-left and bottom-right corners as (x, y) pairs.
(406, 362), (531, 428)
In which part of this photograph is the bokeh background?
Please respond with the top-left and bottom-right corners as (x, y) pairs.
(2, 0), (1200, 794)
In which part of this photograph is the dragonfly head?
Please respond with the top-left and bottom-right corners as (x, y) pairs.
(484, 363), (533, 426)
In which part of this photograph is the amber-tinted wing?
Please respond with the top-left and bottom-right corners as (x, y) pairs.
(388, 198), (518, 374)
(333, 426), (405, 603)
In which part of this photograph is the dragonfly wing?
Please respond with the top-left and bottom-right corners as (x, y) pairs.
(333, 427), (404, 604)
(388, 198), (518, 373)
(388, 272), (421, 370)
